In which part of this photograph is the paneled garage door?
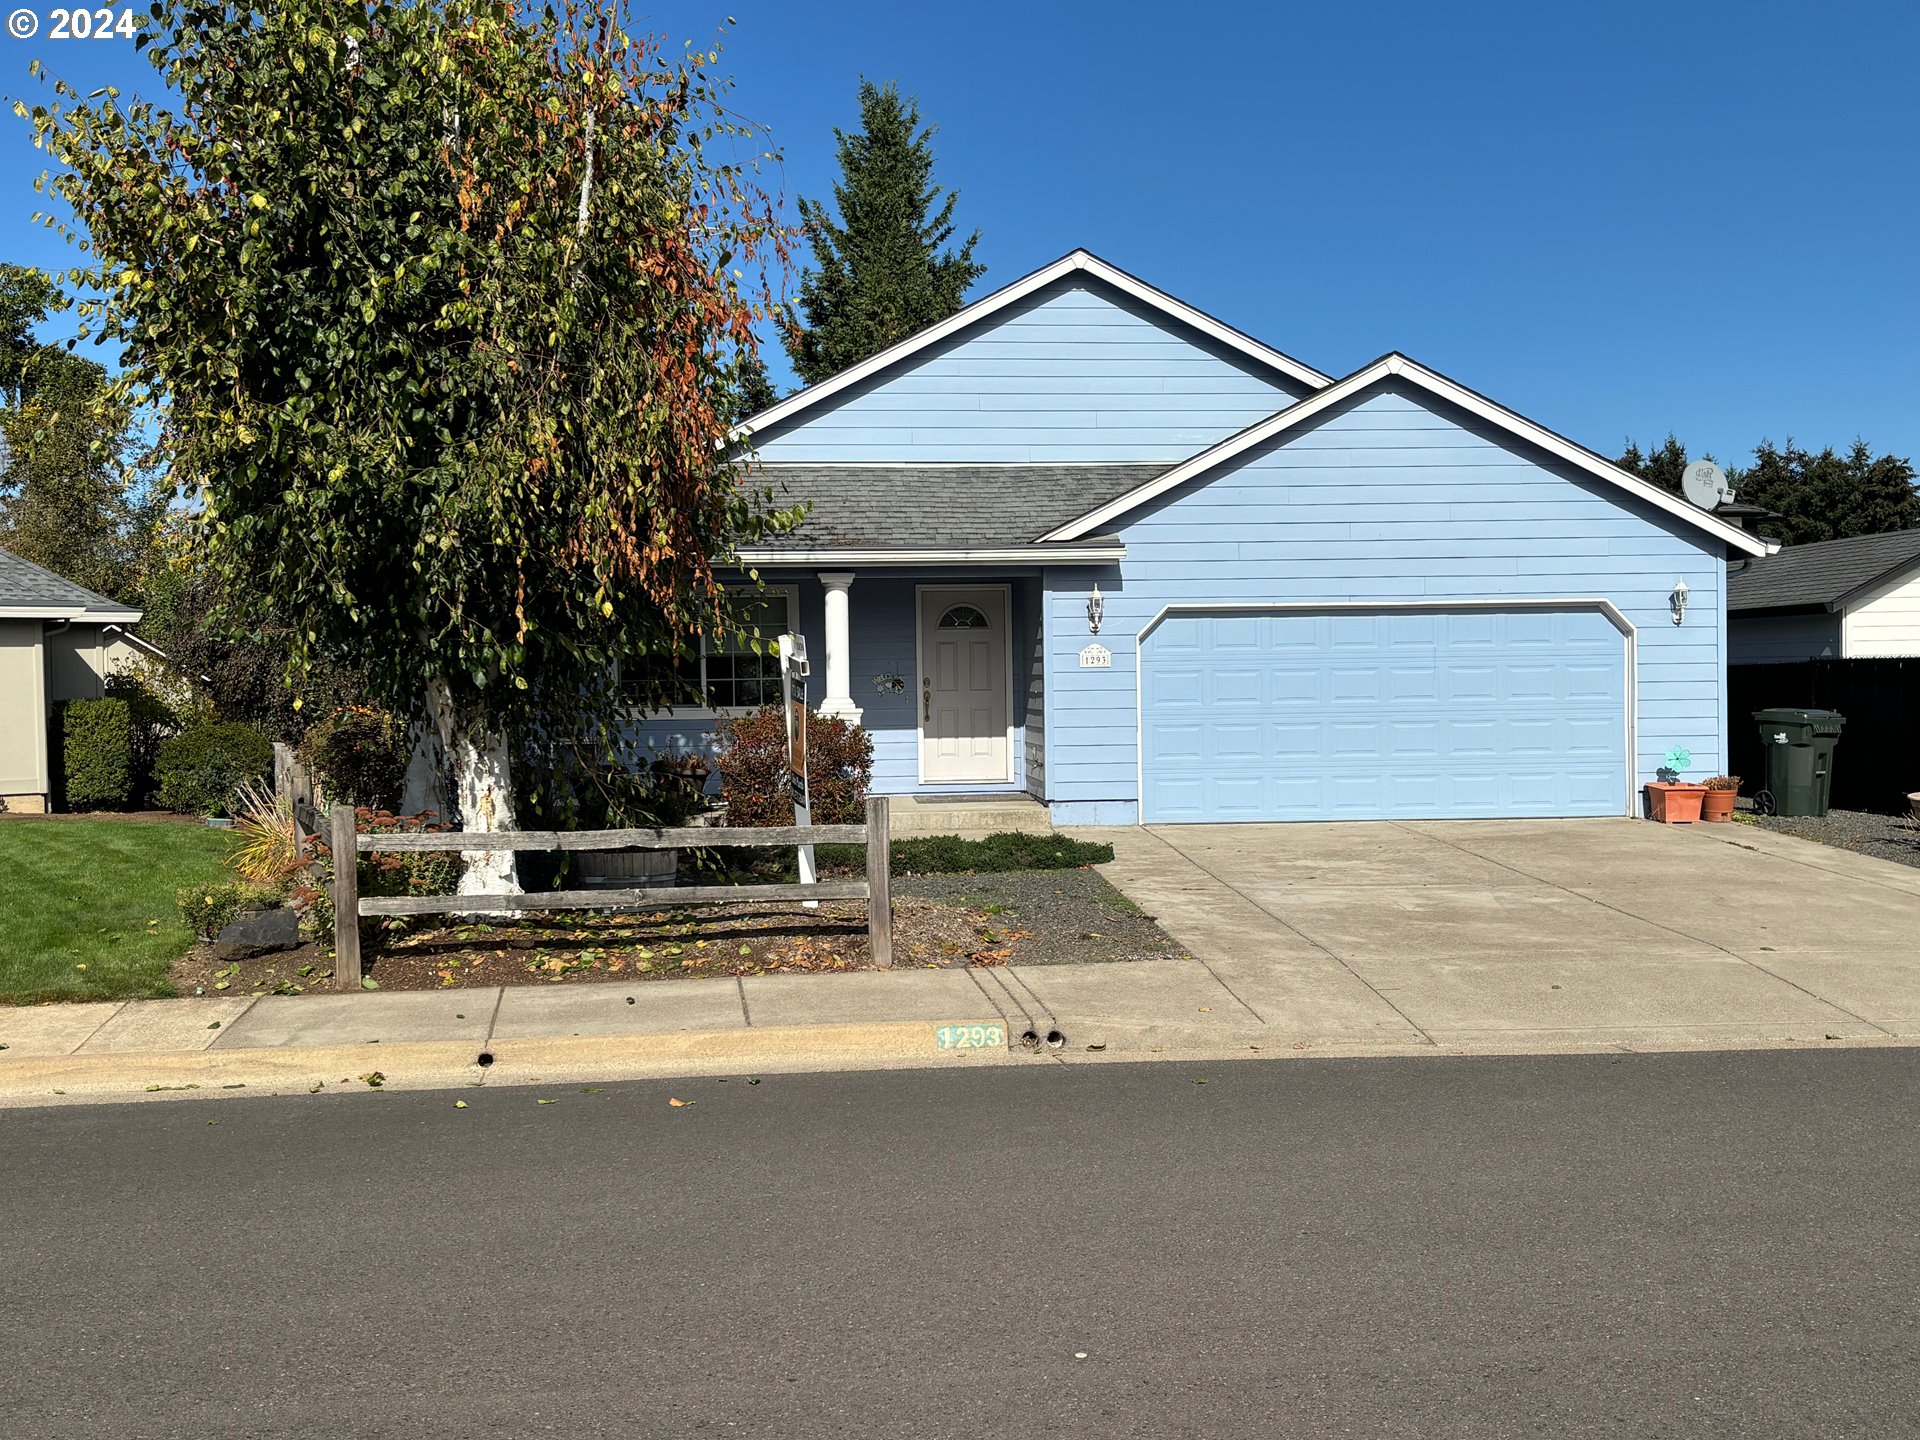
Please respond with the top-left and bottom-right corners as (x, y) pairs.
(1140, 606), (1628, 823)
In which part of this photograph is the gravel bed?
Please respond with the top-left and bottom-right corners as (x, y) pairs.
(898, 868), (1186, 965)
(1746, 806), (1920, 870)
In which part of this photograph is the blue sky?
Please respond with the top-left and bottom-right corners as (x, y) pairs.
(5, 0), (1916, 469)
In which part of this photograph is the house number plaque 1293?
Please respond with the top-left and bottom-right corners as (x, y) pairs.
(936, 1024), (1006, 1050)
(1078, 643), (1112, 669)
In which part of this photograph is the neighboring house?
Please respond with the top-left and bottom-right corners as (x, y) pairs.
(634, 249), (1770, 825)
(1727, 528), (1920, 664)
(0, 546), (148, 812)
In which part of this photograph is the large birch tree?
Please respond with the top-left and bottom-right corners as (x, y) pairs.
(22, 0), (791, 892)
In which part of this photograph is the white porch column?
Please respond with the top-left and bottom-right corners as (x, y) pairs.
(816, 571), (862, 723)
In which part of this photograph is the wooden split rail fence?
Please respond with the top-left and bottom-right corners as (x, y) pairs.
(329, 796), (893, 987)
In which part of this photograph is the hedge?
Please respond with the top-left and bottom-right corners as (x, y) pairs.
(155, 721), (274, 817)
(61, 697), (136, 811)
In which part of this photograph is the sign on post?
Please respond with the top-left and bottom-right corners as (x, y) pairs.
(778, 634), (817, 904)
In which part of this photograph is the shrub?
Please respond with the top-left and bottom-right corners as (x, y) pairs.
(228, 779), (305, 887)
(61, 698), (135, 811)
(298, 705), (411, 809)
(1704, 774), (1742, 791)
(889, 832), (1114, 875)
(177, 881), (242, 940)
(155, 721), (273, 817)
(716, 705), (873, 827)
(104, 671), (180, 803)
(296, 809), (459, 949)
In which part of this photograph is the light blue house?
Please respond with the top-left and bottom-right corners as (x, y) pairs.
(638, 249), (1772, 825)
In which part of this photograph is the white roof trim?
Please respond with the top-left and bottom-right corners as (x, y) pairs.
(0, 604), (142, 621)
(102, 623), (167, 659)
(734, 543), (1124, 567)
(731, 249), (1331, 442)
(1040, 353), (1776, 558)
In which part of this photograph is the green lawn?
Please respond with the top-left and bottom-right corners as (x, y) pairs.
(0, 819), (235, 1004)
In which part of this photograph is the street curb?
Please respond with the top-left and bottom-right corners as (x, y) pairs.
(4, 1014), (1913, 1109)
(0, 1021), (1027, 1107)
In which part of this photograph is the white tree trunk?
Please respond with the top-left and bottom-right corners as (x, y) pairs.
(424, 677), (521, 896)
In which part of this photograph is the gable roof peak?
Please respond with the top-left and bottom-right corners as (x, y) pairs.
(733, 248), (1331, 443)
(1039, 350), (1774, 558)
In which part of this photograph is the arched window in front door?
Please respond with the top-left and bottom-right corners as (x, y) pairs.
(938, 604), (989, 630)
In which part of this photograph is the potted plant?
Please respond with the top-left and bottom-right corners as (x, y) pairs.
(1645, 747), (1708, 824)
(569, 765), (703, 890)
(1700, 775), (1741, 822)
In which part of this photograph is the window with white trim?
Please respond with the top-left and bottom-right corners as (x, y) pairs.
(616, 587), (798, 714)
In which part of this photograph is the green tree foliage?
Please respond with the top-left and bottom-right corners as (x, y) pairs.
(23, 2), (793, 890)
(722, 348), (780, 424)
(0, 264), (162, 601)
(1615, 434), (1694, 496)
(138, 535), (373, 742)
(1734, 441), (1920, 547)
(1618, 434), (1919, 546)
(783, 80), (983, 388)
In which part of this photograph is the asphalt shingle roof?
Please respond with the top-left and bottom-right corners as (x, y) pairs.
(746, 464), (1166, 550)
(0, 546), (138, 616)
(1727, 528), (1920, 613)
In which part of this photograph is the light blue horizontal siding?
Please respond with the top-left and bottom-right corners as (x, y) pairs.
(749, 277), (1311, 463)
(1042, 380), (1735, 815)
(625, 571), (1036, 801)
(1728, 612), (1840, 664)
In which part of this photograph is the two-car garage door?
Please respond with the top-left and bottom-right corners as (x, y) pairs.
(1140, 606), (1628, 823)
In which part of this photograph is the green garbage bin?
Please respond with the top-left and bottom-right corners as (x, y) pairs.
(1752, 707), (1845, 817)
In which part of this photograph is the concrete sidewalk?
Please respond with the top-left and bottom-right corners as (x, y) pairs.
(0, 958), (1287, 1105)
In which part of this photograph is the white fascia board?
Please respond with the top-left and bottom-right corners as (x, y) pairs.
(729, 249), (1330, 443)
(102, 623), (165, 657)
(0, 605), (85, 619)
(1042, 353), (1773, 558)
(733, 544), (1124, 567)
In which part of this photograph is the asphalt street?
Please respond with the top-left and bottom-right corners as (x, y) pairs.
(4, 1049), (1917, 1438)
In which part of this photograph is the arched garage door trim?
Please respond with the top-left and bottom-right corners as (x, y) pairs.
(1134, 599), (1638, 822)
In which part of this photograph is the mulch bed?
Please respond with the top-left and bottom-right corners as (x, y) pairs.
(169, 867), (1183, 995)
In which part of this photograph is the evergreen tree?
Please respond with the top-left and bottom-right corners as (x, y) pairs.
(722, 348), (780, 425)
(1615, 434), (1693, 495)
(1618, 431), (1918, 545)
(784, 80), (984, 386)
(1737, 440), (1920, 546)
(0, 263), (162, 601)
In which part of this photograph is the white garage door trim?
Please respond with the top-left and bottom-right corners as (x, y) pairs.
(1133, 598), (1639, 821)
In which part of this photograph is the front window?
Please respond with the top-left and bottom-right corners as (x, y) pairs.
(617, 587), (797, 713)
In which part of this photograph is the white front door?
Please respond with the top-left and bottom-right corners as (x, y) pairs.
(919, 586), (1011, 784)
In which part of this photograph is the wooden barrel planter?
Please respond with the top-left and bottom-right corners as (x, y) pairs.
(574, 847), (678, 890)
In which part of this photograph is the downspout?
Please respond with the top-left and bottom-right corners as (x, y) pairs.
(34, 620), (67, 807)
(43, 618), (73, 705)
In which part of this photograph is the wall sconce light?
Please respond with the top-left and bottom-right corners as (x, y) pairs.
(1087, 583), (1104, 635)
(1669, 579), (1689, 626)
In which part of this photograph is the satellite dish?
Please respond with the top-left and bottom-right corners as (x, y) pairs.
(1681, 460), (1732, 510)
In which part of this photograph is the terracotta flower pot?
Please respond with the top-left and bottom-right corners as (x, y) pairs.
(1645, 782), (1707, 824)
(1700, 789), (1738, 822)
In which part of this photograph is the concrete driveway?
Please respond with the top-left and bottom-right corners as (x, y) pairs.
(1095, 818), (1920, 1050)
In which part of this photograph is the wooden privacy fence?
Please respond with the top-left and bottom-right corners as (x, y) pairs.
(1728, 658), (1920, 813)
(328, 796), (892, 986)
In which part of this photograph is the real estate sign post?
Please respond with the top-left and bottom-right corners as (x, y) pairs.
(778, 635), (818, 904)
